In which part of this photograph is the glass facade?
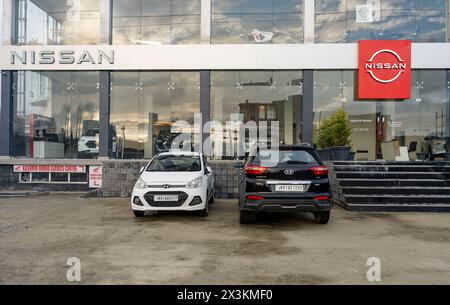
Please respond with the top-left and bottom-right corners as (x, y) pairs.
(12, 0), (450, 45)
(12, 71), (100, 158)
(16, 0), (101, 45)
(313, 70), (449, 160)
(112, 0), (201, 44)
(315, 0), (448, 43)
(211, 0), (304, 44)
(1, 1), (449, 161)
(110, 71), (200, 159)
(211, 71), (303, 159)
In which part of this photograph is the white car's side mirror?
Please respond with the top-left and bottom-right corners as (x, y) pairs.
(206, 166), (212, 174)
(140, 166), (145, 174)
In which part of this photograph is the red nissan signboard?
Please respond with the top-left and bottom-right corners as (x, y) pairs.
(358, 40), (411, 99)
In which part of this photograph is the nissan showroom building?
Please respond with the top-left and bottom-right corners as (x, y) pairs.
(0, 0), (449, 207)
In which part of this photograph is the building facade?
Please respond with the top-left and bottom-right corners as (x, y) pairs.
(0, 0), (450, 195)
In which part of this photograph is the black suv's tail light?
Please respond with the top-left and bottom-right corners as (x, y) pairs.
(245, 165), (268, 175)
(247, 195), (264, 200)
(310, 166), (328, 176)
(314, 196), (329, 201)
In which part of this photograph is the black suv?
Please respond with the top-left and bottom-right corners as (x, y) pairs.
(236, 145), (331, 224)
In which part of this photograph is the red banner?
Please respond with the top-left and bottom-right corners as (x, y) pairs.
(13, 165), (86, 173)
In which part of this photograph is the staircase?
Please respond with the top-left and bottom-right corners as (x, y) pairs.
(330, 161), (450, 212)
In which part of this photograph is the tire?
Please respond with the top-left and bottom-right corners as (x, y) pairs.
(198, 203), (209, 217)
(209, 191), (215, 204)
(133, 210), (145, 218)
(314, 211), (330, 224)
(240, 210), (256, 224)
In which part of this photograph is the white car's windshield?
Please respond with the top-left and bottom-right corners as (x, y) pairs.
(146, 155), (201, 172)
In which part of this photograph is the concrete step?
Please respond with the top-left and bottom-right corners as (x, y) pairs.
(334, 165), (450, 173)
(333, 161), (450, 166)
(342, 187), (450, 196)
(338, 203), (450, 212)
(338, 179), (449, 187)
(335, 171), (448, 180)
(344, 194), (450, 204)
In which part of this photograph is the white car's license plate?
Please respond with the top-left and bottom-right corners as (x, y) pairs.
(154, 195), (178, 202)
(275, 184), (305, 192)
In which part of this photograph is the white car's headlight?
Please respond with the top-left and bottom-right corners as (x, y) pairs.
(134, 177), (148, 189)
(185, 176), (202, 189)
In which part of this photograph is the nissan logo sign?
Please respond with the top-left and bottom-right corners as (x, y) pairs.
(358, 40), (411, 99)
(364, 49), (407, 84)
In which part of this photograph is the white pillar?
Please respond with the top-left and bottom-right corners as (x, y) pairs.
(99, 0), (111, 44)
(304, 0), (315, 44)
(2, 0), (12, 45)
(201, 0), (211, 44)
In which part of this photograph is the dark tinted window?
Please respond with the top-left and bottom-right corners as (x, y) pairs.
(251, 149), (319, 166)
(147, 155), (201, 172)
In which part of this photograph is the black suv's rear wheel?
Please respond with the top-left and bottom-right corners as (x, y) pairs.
(240, 211), (256, 224)
(133, 210), (145, 217)
(314, 211), (330, 224)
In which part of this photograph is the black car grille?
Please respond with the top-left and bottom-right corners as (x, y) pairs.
(143, 191), (188, 207)
(86, 141), (97, 148)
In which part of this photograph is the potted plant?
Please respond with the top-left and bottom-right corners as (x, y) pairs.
(315, 119), (333, 161)
(316, 108), (353, 161)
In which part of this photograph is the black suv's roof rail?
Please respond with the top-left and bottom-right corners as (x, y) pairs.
(250, 143), (314, 152)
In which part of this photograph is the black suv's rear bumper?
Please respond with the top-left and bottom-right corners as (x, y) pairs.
(242, 193), (331, 213)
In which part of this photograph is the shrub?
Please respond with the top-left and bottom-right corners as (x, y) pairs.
(316, 108), (352, 148)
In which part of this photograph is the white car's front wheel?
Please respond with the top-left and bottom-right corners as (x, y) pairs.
(198, 202), (209, 217)
(208, 190), (215, 204)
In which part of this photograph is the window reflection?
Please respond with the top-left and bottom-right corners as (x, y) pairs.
(313, 70), (449, 161)
(212, 0), (304, 44)
(112, 0), (201, 44)
(16, 0), (101, 45)
(211, 71), (303, 160)
(315, 0), (447, 43)
(12, 71), (100, 159)
(110, 72), (200, 159)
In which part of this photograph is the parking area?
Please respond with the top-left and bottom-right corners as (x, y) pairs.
(0, 193), (449, 284)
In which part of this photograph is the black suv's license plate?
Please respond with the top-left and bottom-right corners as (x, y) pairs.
(275, 185), (305, 192)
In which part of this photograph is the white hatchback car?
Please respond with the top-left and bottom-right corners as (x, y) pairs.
(131, 151), (214, 217)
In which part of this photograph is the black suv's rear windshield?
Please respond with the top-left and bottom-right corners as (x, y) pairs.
(147, 155), (201, 172)
(250, 149), (320, 166)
